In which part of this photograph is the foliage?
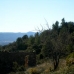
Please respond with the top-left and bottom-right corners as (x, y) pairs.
(66, 52), (74, 66)
(0, 18), (74, 73)
(12, 62), (25, 72)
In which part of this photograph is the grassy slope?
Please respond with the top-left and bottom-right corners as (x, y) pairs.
(9, 59), (74, 74)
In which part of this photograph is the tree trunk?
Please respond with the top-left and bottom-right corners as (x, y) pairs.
(53, 53), (59, 70)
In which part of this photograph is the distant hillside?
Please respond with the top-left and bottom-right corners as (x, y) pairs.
(0, 32), (35, 45)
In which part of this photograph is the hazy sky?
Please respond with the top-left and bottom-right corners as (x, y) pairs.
(0, 0), (74, 32)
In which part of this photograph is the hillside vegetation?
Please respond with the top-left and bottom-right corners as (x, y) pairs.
(0, 32), (35, 45)
(0, 18), (74, 74)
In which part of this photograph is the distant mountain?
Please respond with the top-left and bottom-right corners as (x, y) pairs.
(0, 32), (35, 45)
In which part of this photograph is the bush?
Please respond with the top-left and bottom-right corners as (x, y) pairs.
(12, 62), (19, 72)
(66, 52), (74, 66)
(12, 62), (25, 72)
(66, 65), (74, 74)
(18, 65), (25, 71)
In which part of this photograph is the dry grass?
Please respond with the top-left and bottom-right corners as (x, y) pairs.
(25, 59), (74, 74)
(9, 59), (74, 74)
(26, 60), (54, 74)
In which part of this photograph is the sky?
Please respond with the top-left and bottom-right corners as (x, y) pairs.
(0, 0), (74, 32)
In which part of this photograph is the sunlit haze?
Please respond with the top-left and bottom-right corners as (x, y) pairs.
(0, 0), (74, 32)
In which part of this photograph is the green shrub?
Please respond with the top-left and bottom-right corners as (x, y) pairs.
(66, 52), (74, 66)
(67, 65), (74, 74)
(12, 62), (19, 72)
(18, 65), (25, 71)
(12, 62), (25, 72)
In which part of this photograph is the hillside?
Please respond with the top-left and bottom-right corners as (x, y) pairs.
(0, 32), (35, 45)
(0, 18), (74, 74)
